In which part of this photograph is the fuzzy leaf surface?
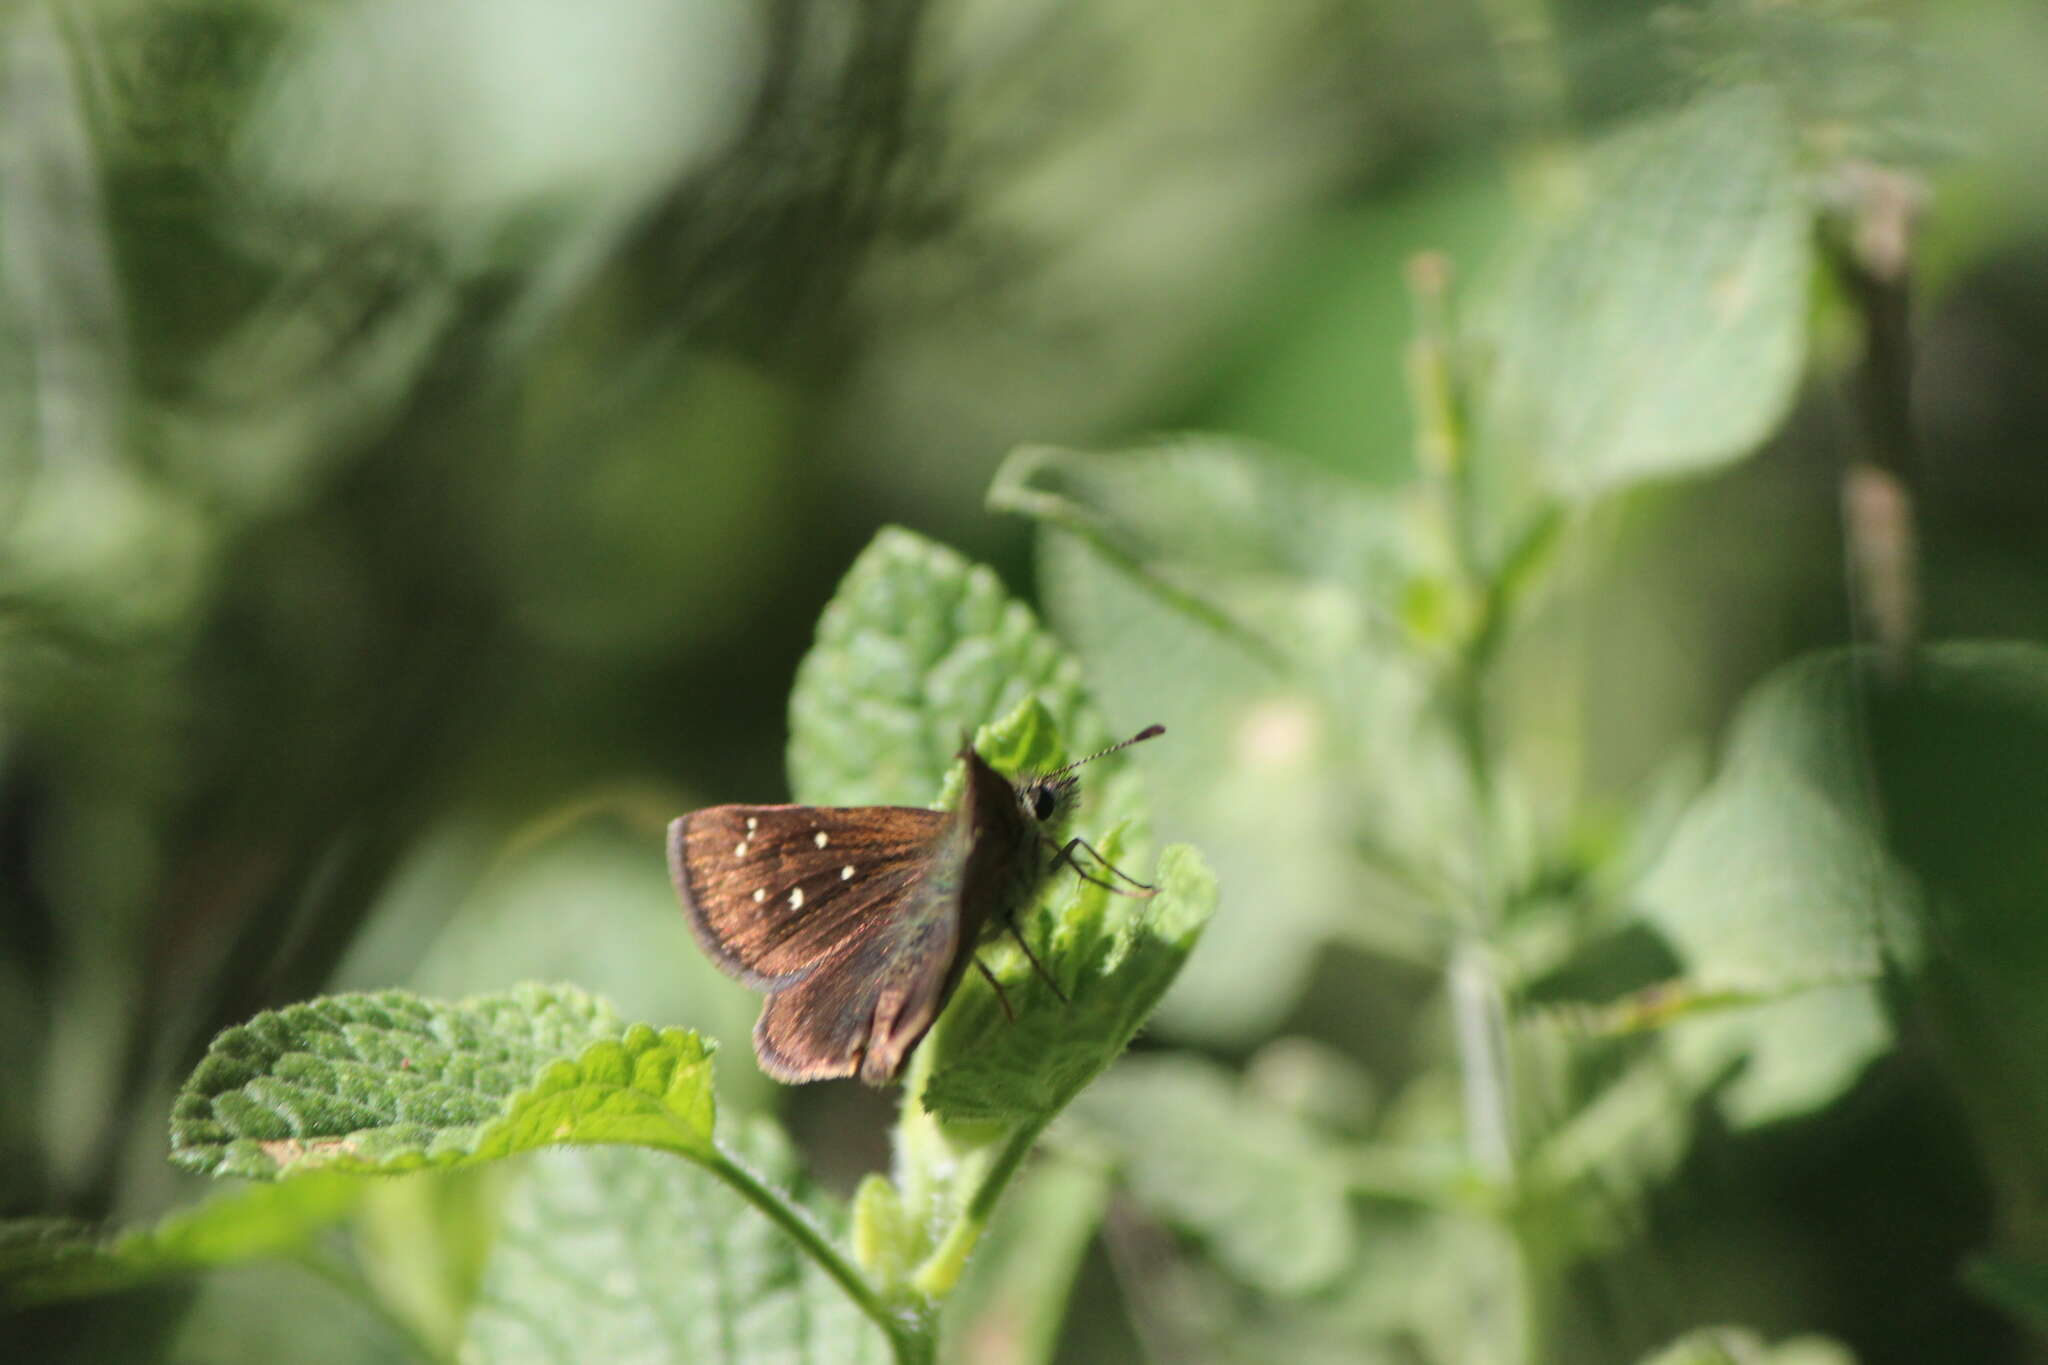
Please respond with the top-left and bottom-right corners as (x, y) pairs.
(170, 983), (714, 1179)
(788, 525), (1126, 809)
(921, 842), (1215, 1126)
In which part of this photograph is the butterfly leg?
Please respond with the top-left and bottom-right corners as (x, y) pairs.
(1006, 923), (1070, 1005)
(1048, 836), (1157, 898)
(1047, 851), (1137, 897)
(973, 957), (1017, 1022)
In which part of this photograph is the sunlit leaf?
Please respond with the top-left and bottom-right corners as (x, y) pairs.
(922, 843), (1215, 1126)
(997, 440), (1455, 1042)
(787, 526), (1121, 809)
(1635, 651), (1913, 1125)
(1477, 84), (1812, 498)
(170, 984), (714, 1179)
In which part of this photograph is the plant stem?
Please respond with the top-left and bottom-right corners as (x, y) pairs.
(910, 1117), (1047, 1299)
(1406, 227), (1547, 1365)
(1449, 940), (1516, 1182)
(705, 1143), (934, 1365)
(1822, 163), (1924, 680)
(1407, 250), (1507, 925)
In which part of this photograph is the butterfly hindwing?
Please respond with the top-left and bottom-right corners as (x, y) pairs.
(667, 803), (954, 986)
(751, 871), (970, 1084)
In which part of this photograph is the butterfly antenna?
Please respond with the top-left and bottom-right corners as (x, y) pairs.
(1047, 724), (1165, 777)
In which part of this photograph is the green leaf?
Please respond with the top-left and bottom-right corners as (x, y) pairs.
(1072, 1054), (1353, 1297)
(462, 1129), (890, 1365)
(1637, 638), (2048, 1170)
(872, 839), (1212, 1308)
(355, 1169), (504, 1359)
(990, 439), (1404, 666)
(170, 983), (715, 1179)
(338, 816), (772, 1100)
(0, 1173), (363, 1305)
(1664, 985), (1892, 1129)
(788, 526), (1122, 809)
(921, 841), (1216, 1126)
(1640, 652), (1911, 991)
(1476, 85), (1813, 498)
(166, 1259), (428, 1365)
(1635, 651), (1916, 1125)
(1521, 1041), (1701, 1234)
(999, 440), (1456, 1041)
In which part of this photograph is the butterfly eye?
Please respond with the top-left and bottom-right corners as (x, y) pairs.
(1031, 785), (1058, 821)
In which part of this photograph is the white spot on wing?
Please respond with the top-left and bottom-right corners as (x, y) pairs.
(752, 888), (765, 903)
(841, 865), (854, 880)
(813, 831), (829, 848)
(746, 817), (759, 831)
(788, 886), (804, 910)
(735, 842), (749, 857)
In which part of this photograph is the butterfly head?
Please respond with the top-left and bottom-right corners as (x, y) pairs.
(1005, 723), (1164, 832)
(1015, 771), (1080, 830)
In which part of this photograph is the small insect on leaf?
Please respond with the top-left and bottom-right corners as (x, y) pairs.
(667, 726), (1163, 1085)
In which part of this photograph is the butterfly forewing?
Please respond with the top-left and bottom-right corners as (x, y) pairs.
(668, 803), (951, 986)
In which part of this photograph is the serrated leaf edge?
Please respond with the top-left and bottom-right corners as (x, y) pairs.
(177, 1019), (716, 1179)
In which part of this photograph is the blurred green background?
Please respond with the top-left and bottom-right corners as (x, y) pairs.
(6, 0), (2048, 1361)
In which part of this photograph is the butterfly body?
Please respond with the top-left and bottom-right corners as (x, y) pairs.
(667, 742), (1079, 1086)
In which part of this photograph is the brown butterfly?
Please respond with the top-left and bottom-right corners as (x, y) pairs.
(666, 725), (1163, 1085)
